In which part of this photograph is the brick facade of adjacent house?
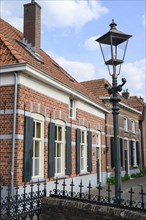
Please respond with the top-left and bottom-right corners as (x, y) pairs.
(81, 79), (143, 177)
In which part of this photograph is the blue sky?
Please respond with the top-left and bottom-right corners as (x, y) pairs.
(1, 0), (146, 101)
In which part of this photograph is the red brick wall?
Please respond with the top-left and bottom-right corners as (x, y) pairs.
(1, 84), (106, 185)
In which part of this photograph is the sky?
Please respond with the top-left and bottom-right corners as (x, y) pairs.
(1, 0), (146, 101)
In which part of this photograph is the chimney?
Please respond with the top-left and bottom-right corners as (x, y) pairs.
(122, 89), (130, 99)
(23, 0), (41, 53)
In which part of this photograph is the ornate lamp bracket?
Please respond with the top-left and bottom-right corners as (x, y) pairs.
(104, 78), (126, 95)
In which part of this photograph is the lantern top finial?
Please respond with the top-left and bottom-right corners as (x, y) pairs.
(109, 19), (117, 30)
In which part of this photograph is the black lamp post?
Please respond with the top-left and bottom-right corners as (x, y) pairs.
(96, 19), (132, 203)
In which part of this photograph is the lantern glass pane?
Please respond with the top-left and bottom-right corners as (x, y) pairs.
(100, 43), (112, 63)
(112, 36), (128, 61)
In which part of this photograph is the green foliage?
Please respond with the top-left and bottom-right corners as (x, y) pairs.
(121, 173), (130, 182)
(131, 169), (145, 178)
(107, 169), (145, 185)
(107, 176), (115, 185)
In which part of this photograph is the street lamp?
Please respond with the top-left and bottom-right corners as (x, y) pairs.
(96, 19), (132, 203)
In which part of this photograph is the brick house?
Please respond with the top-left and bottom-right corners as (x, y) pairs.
(81, 79), (143, 177)
(0, 1), (109, 192)
(122, 93), (146, 171)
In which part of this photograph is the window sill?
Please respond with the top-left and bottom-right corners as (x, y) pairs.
(69, 116), (76, 120)
(79, 171), (89, 176)
(30, 177), (45, 183)
(133, 165), (138, 168)
(53, 174), (68, 180)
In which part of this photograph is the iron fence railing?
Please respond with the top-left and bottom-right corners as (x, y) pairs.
(50, 178), (146, 212)
(0, 177), (46, 220)
(0, 176), (146, 220)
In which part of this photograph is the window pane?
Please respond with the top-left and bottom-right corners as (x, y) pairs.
(81, 158), (84, 170)
(81, 131), (84, 143)
(35, 159), (39, 176)
(58, 126), (62, 141)
(55, 126), (57, 141)
(81, 145), (84, 157)
(57, 158), (61, 173)
(36, 122), (41, 138)
(33, 122), (35, 138)
(35, 141), (40, 157)
(57, 143), (61, 157)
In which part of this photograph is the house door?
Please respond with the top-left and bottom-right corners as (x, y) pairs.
(96, 147), (101, 183)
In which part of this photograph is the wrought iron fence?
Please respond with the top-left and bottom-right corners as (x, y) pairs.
(0, 177), (46, 220)
(0, 176), (146, 220)
(50, 178), (146, 212)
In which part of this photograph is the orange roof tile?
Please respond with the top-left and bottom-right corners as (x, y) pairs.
(81, 78), (144, 113)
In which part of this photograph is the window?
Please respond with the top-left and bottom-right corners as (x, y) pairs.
(124, 117), (128, 132)
(80, 127), (87, 172)
(131, 120), (136, 133)
(54, 120), (65, 176)
(131, 140), (137, 167)
(96, 132), (101, 183)
(32, 114), (44, 179)
(124, 138), (129, 174)
(48, 121), (71, 178)
(69, 98), (76, 119)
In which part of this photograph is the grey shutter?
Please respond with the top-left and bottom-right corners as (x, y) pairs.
(87, 131), (92, 172)
(23, 116), (33, 182)
(65, 126), (72, 175)
(48, 122), (55, 178)
(76, 128), (81, 174)
(120, 138), (123, 167)
(130, 141), (134, 166)
(111, 137), (114, 168)
(136, 141), (139, 165)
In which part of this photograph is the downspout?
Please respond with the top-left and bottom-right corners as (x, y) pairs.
(11, 72), (18, 195)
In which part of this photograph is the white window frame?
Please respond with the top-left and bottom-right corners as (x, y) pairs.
(131, 139), (137, 167)
(124, 138), (130, 174)
(31, 113), (44, 179)
(131, 120), (136, 133)
(80, 126), (87, 173)
(54, 120), (65, 177)
(69, 98), (76, 119)
(96, 131), (101, 182)
(124, 117), (128, 132)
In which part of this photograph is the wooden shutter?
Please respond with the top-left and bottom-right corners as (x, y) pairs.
(120, 138), (123, 167)
(65, 126), (72, 175)
(76, 128), (81, 174)
(48, 122), (55, 178)
(111, 137), (114, 168)
(23, 116), (33, 182)
(136, 141), (139, 165)
(87, 131), (92, 172)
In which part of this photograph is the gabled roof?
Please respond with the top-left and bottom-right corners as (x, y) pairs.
(81, 78), (110, 97)
(0, 18), (107, 111)
(81, 78), (143, 114)
(128, 96), (144, 112)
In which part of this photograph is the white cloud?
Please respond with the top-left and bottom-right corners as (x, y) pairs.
(41, 1), (108, 29)
(84, 35), (100, 51)
(1, 0), (108, 30)
(120, 58), (146, 100)
(1, 0), (24, 31)
(55, 56), (96, 82)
